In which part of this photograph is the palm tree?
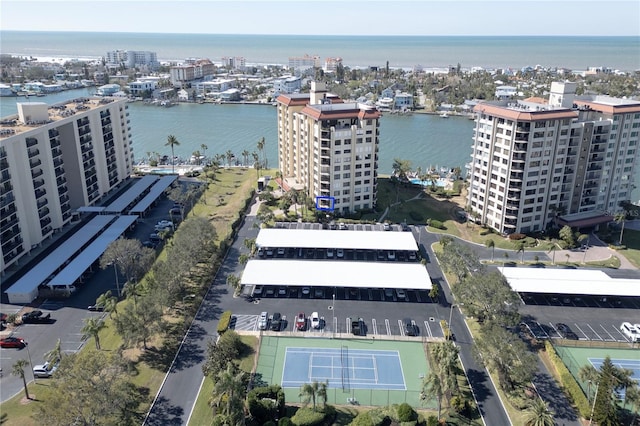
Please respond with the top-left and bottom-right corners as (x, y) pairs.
(225, 149), (235, 168)
(523, 398), (555, 426)
(548, 244), (558, 265)
(252, 151), (261, 178)
(422, 370), (443, 418)
(44, 338), (63, 365)
(226, 274), (241, 296)
(316, 381), (328, 408)
(81, 317), (106, 350)
(12, 359), (30, 400)
(625, 385), (640, 425)
(241, 149), (250, 167)
(210, 363), (246, 424)
(299, 380), (322, 411)
(579, 364), (599, 402)
(96, 290), (117, 317)
(517, 241), (526, 264)
(165, 134), (180, 174)
(200, 143), (208, 162)
(257, 137), (267, 168)
(485, 239), (495, 262)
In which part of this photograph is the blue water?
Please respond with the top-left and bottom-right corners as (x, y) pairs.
(410, 178), (447, 188)
(1, 31), (638, 71)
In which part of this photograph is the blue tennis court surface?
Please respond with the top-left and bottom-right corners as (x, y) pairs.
(282, 347), (406, 390)
(589, 358), (640, 398)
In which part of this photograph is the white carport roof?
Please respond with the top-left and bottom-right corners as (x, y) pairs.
(499, 267), (640, 297)
(103, 175), (159, 214)
(255, 229), (418, 251)
(48, 215), (138, 286)
(129, 175), (177, 214)
(241, 260), (431, 290)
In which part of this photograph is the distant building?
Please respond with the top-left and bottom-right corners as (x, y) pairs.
(96, 83), (121, 96)
(495, 85), (517, 99)
(288, 54), (320, 72)
(468, 81), (640, 235)
(0, 98), (134, 272)
(273, 76), (302, 95)
(106, 50), (160, 71)
(277, 81), (381, 213)
(221, 56), (246, 71)
(169, 59), (215, 87)
(128, 80), (157, 96)
(323, 57), (343, 73)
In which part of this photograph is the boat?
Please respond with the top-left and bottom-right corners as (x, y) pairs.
(439, 112), (449, 118)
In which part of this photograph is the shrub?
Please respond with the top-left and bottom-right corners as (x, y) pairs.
(396, 402), (417, 422)
(429, 219), (446, 230)
(278, 418), (293, 426)
(426, 415), (439, 426)
(350, 411), (374, 426)
(544, 341), (591, 418)
(440, 319), (451, 340)
(290, 406), (326, 426)
(217, 310), (232, 334)
(508, 233), (526, 240)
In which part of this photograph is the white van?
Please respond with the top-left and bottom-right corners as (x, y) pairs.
(48, 284), (77, 294)
(620, 322), (640, 342)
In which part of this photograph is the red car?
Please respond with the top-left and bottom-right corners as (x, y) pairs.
(0, 336), (26, 349)
(295, 312), (306, 331)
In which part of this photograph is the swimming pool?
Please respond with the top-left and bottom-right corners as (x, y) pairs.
(410, 178), (447, 188)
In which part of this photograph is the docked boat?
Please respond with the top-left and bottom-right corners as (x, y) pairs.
(439, 112), (449, 118)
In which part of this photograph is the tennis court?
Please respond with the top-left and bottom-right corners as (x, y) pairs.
(255, 336), (430, 407)
(282, 347), (406, 390)
(589, 357), (640, 398)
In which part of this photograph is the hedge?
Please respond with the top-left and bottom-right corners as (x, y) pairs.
(290, 407), (327, 426)
(544, 341), (591, 418)
(396, 402), (417, 422)
(428, 219), (446, 230)
(247, 385), (286, 424)
(217, 310), (233, 334)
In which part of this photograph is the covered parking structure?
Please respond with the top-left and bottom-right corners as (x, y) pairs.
(499, 267), (640, 297)
(255, 229), (418, 252)
(46, 215), (138, 292)
(129, 175), (178, 216)
(5, 215), (117, 304)
(241, 260), (431, 292)
(103, 174), (159, 214)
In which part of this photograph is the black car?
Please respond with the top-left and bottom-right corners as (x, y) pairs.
(403, 318), (419, 336)
(270, 312), (282, 331)
(556, 323), (579, 340)
(87, 304), (105, 312)
(21, 310), (52, 324)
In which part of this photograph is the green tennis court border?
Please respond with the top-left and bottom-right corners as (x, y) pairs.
(255, 336), (433, 408)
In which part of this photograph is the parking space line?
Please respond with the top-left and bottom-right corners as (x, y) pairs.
(385, 319), (391, 335)
(573, 324), (590, 340)
(598, 324), (616, 341)
(423, 320), (432, 337)
(398, 320), (405, 336)
(548, 323), (561, 338)
(611, 324), (630, 342)
(371, 318), (378, 335)
(586, 324), (603, 341)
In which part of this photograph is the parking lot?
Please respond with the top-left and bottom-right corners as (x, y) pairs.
(229, 313), (444, 338)
(251, 285), (431, 303)
(274, 221), (409, 232)
(522, 293), (640, 309)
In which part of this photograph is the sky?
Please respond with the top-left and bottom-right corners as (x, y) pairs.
(2, 0), (639, 36)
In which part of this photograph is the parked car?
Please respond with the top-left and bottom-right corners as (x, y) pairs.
(387, 251), (396, 260)
(87, 304), (104, 312)
(277, 248), (285, 256)
(311, 312), (320, 329)
(326, 248), (334, 258)
(314, 288), (325, 298)
(336, 248), (344, 258)
(301, 287), (310, 296)
(142, 240), (157, 249)
(156, 220), (173, 228)
(258, 312), (268, 330)
(278, 287), (287, 296)
(403, 318), (419, 336)
(555, 323), (579, 340)
(338, 222), (348, 230)
(295, 312), (306, 331)
(253, 286), (263, 297)
(22, 310), (52, 324)
(169, 207), (182, 216)
(0, 336), (26, 348)
(620, 322), (640, 342)
(383, 222), (391, 231)
(395, 289), (406, 300)
(149, 233), (162, 243)
(270, 312), (282, 331)
(33, 361), (58, 378)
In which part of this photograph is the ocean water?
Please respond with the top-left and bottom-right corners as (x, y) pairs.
(1, 31), (638, 71)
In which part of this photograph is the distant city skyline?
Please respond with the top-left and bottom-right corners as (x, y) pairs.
(2, 0), (639, 36)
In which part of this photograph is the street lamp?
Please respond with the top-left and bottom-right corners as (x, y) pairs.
(332, 293), (336, 338)
(25, 343), (36, 384)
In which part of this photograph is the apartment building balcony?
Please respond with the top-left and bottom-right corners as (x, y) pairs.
(590, 155), (604, 162)
(26, 138), (38, 148)
(565, 158), (576, 166)
(587, 165), (602, 172)
(33, 178), (45, 190)
(0, 159), (8, 171)
(320, 149), (330, 158)
(81, 144), (94, 154)
(321, 159), (330, 166)
(2, 237), (23, 254)
(506, 202), (520, 210)
(0, 203), (16, 218)
(0, 193), (15, 209)
(513, 142), (528, 152)
(38, 207), (50, 219)
(53, 158), (63, 167)
(56, 176), (67, 187)
(50, 138), (60, 149)
(591, 145), (605, 153)
(512, 154), (526, 162)
(36, 198), (48, 209)
(516, 124), (531, 132)
(510, 172), (524, 181)
(28, 148), (40, 158)
(564, 167), (575, 175)
(55, 166), (65, 177)
(507, 191), (521, 200)
(0, 214), (18, 230)
(1, 226), (20, 242)
(51, 148), (62, 158)
(41, 224), (52, 236)
(59, 194), (69, 204)
(31, 168), (44, 179)
(34, 188), (46, 199)
(584, 182), (598, 189)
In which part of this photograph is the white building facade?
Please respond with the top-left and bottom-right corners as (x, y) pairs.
(0, 98), (134, 272)
(277, 82), (381, 214)
(468, 82), (640, 235)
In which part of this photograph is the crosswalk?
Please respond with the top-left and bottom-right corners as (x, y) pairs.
(230, 314), (443, 338)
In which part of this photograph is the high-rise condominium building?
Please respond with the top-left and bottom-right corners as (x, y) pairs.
(276, 81), (381, 213)
(468, 82), (640, 235)
(0, 97), (134, 272)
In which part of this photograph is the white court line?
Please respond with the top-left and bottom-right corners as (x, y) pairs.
(373, 355), (378, 383)
(586, 324), (603, 341)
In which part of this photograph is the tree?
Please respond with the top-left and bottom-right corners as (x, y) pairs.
(12, 358), (30, 400)
(44, 338), (63, 365)
(225, 149), (235, 167)
(243, 238), (256, 256)
(201, 143), (208, 162)
(252, 151), (261, 178)
(516, 241), (526, 264)
(226, 274), (241, 296)
(579, 364), (599, 402)
(257, 136), (267, 168)
(422, 369), (443, 418)
(548, 244), (558, 265)
(456, 271), (520, 326)
(559, 225), (576, 248)
(593, 357), (620, 425)
(165, 134), (180, 174)
(299, 380), (325, 412)
(241, 149), (250, 167)
(96, 290), (118, 317)
(210, 363), (246, 425)
(100, 239), (155, 298)
(438, 240), (481, 284)
(523, 398), (555, 426)
(81, 317), (106, 350)
(430, 341), (460, 407)
(485, 239), (495, 262)
(114, 294), (163, 350)
(391, 158), (412, 181)
(615, 211), (627, 245)
(202, 331), (244, 379)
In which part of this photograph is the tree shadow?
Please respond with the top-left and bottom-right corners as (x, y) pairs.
(533, 369), (579, 422)
(143, 395), (185, 426)
(465, 368), (491, 404)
